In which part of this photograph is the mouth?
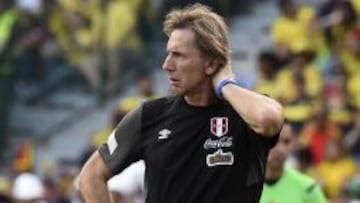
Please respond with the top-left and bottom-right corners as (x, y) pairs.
(169, 77), (180, 86)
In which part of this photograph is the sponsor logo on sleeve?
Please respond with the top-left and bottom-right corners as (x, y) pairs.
(107, 130), (118, 155)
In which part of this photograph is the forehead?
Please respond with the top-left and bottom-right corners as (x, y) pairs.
(167, 28), (198, 50)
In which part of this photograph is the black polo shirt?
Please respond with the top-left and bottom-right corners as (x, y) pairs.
(99, 95), (279, 203)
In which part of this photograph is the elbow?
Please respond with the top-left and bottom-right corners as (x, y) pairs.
(77, 163), (100, 192)
(77, 167), (90, 193)
(256, 103), (284, 136)
(78, 151), (111, 190)
(76, 151), (112, 201)
(77, 167), (98, 201)
(77, 165), (104, 196)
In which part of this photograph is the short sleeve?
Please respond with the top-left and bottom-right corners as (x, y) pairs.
(247, 126), (280, 151)
(98, 105), (143, 175)
(244, 95), (281, 150)
(304, 183), (328, 203)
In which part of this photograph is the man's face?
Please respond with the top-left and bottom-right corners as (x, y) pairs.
(267, 124), (295, 169)
(162, 28), (210, 95)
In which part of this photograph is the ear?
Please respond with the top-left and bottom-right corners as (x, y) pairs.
(204, 59), (220, 76)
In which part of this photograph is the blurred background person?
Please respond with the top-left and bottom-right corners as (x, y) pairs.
(11, 172), (44, 203)
(260, 123), (327, 203)
(42, 176), (70, 203)
(346, 176), (360, 203)
(345, 108), (360, 163)
(275, 37), (323, 105)
(270, 0), (315, 67)
(299, 105), (342, 165)
(311, 139), (357, 200)
(0, 175), (11, 203)
(254, 50), (279, 98)
(344, 27), (360, 108)
(0, 0), (20, 161)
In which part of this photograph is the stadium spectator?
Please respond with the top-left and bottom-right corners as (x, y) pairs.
(312, 139), (357, 199)
(260, 123), (327, 203)
(12, 173), (44, 203)
(254, 51), (279, 98)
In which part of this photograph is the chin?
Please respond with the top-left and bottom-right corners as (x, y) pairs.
(170, 86), (185, 95)
(268, 159), (284, 168)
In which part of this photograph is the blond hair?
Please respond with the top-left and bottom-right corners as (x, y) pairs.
(163, 3), (231, 66)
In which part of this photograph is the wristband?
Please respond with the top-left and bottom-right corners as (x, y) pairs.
(215, 79), (238, 100)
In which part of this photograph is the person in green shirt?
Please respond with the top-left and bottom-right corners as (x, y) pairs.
(260, 123), (327, 203)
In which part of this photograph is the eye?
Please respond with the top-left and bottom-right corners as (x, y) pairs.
(172, 51), (181, 57)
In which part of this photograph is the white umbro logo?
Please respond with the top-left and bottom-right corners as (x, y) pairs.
(158, 129), (171, 139)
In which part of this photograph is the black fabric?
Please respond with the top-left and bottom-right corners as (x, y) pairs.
(98, 105), (143, 175)
(99, 95), (279, 203)
(0, 194), (12, 203)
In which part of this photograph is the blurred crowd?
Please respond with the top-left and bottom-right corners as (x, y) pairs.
(253, 0), (360, 202)
(1, 0), (360, 202)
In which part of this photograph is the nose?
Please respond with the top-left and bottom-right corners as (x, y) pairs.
(162, 54), (174, 72)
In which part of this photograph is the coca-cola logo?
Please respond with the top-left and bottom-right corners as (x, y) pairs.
(203, 137), (233, 150)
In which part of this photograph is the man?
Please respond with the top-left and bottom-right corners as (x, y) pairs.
(260, 123), (327, 203)
(79, 3), (284, 203)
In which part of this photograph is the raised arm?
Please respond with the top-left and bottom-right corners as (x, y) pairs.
(78, 151), (112, 203)
(213, 65), (284, 137)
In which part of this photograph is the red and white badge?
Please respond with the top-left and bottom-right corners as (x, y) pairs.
(210, 117), (228, 137)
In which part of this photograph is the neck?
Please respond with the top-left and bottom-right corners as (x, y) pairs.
(184, 82), (217, 107)
(265, 165), (284, 180)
